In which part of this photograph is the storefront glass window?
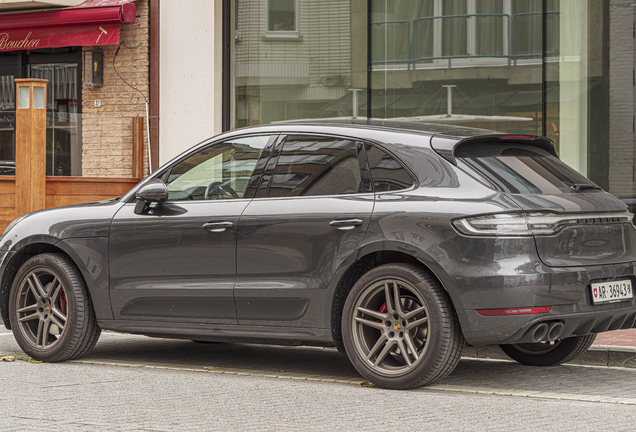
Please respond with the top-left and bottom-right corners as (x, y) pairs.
(29, 63), (80, 176)
(230, 0), (368, 129)
(229, 1), (626, 206)
(370, 0), (543, 136)
(0, 73), (15, 171)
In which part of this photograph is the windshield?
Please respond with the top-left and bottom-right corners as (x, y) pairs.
(457, 143), (596, 194)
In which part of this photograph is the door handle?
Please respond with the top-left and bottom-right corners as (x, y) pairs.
(202, 221), (234, 232)
(329, 219), (364, 230)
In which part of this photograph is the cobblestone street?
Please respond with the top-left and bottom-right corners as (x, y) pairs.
(2, 326), (636, 431)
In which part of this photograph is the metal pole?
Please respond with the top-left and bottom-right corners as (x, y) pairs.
(442, 85), (457, 117)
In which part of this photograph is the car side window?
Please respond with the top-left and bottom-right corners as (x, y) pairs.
(165, 135), (273, 201)
(266, 135), (368, 198)
(365, 144), (414, 192)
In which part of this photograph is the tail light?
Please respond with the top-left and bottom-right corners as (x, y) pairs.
(453, 211), (633, 236)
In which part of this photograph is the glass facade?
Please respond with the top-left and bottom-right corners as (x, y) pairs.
(229, 0), (368, 127)
(229, 0), (636, 204)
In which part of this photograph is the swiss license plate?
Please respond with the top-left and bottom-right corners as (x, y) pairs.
(591, 280), (634, 304)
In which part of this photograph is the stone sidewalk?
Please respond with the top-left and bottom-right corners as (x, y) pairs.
(594, 328), (636, 346)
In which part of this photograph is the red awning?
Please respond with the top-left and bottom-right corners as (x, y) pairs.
(0, 0), (136, 52)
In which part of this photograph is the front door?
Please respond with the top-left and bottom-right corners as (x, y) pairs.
(109, 134), (274, 324)
(235, 135), (375, 328)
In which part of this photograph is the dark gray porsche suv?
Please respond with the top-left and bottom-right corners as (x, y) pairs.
(1, 121), (635, 389)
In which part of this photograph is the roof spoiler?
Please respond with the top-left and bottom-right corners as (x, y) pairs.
(431, 134), (558, 165)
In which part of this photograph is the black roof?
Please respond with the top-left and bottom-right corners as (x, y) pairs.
(211, 120), (556, 166)
(279, 118), (498, 139)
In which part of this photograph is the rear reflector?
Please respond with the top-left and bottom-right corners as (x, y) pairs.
(500, 135), (535, 140)
(476, 306), (552, 316)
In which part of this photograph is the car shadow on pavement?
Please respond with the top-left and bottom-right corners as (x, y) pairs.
(3, 329), (636, 398)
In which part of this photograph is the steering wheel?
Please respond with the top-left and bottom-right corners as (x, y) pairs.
(204, 181), (239, 200)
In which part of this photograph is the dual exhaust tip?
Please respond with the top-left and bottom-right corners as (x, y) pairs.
(518, 321), (564, 344)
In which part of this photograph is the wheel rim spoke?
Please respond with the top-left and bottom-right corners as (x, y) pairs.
(396, 339), (412, 366)
(27, 278), (42, 302)
(48, 278), (61, 301)
(404, 332), (420, 361)
(404, 306), (427, 320)
(45, 277), (58, 298)
(51, 307), (66, 323)
(405, 316), (428, 330)
(373, 339), (396, 367)
(17, 303), (38, 315)
(50, 314), (65, 331)
(383, 283), (395, 314)
(35, 319), (46, 346)
(357, 306), (387, 321)
(30, 274), (48, 299)
(41, 319), (53, 346)
(18, 312), (39, 323)
(355, 316), (385, 331)
(392, 282), (403, 315)
(366, 334), (388, 360)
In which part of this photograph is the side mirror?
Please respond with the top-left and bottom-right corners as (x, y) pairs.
(134, 179), (169, 214)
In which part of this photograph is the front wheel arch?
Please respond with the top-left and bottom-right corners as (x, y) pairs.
(1, 242), (70, 329)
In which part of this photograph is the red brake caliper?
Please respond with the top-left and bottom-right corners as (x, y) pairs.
(377, 303), (387, 321)
(59, 289), (67, 315)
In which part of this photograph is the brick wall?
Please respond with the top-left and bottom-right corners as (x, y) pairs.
(81, 0), (149, 178)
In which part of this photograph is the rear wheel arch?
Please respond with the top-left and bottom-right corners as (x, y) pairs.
(330, 247), (462, 350)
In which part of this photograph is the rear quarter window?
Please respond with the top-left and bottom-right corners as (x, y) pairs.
(365, 144), (414, 191)
(456, 143), (594, 194)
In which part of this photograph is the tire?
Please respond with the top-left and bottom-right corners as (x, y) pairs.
(499, 334), (597, 366)
(342, 263), (464, 389)
(8, 253), (101, 362)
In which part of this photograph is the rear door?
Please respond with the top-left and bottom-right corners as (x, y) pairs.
(235, 134), (375, 328)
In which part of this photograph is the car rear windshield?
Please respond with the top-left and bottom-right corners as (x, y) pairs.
(456, 143), (595, 194)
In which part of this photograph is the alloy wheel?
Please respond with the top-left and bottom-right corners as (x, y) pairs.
(351, 279), (430, 376)
(15, 268), (68, 349)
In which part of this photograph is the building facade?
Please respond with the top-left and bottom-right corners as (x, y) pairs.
(0, 1), (635, 208)
(0, 0), (151, 178)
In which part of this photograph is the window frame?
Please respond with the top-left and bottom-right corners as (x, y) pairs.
(363, 141), (417, 194)
(129, 133), (277, 204)
(254, 133), (374, 200)
(264, 0), (301, 40)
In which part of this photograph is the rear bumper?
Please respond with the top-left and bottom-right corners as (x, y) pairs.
(444, 245), (636, 345)
(461, 302), (636, 346)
